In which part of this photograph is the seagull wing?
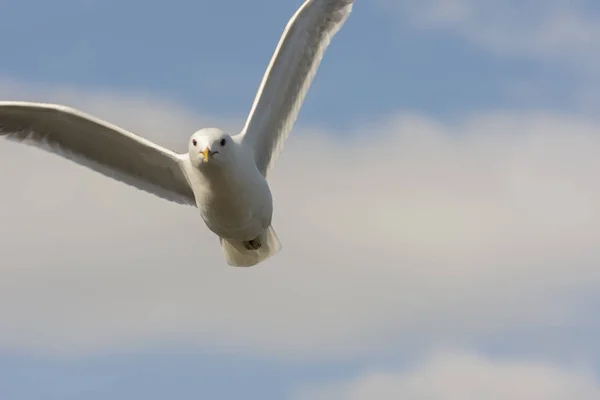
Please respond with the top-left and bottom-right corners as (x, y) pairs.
(237, 0), (354, 176)
(0, 101), (196, 206)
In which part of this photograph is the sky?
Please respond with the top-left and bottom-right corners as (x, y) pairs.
(0, 0), (599, 398)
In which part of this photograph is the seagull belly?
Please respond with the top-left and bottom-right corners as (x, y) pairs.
(197, 175), (272, 241)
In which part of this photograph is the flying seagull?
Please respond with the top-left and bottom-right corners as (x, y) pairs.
(0, 0), (355, 267)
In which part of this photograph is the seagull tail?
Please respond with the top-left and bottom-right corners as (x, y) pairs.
(220, 225), (282, 267)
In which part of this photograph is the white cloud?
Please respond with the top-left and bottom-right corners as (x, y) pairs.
(296, 350), (600, 400)
(0, 81), (599, 360)
(383, 0), (600, 67)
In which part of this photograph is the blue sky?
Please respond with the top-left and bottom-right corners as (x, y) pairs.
(2, 0), (591, 124)
(1, 0), (600, 399)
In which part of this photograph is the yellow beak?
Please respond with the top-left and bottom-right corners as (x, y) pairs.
(201, 147), (210, 162)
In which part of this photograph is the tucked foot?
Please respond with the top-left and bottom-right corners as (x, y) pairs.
(243, 238), (262, 250)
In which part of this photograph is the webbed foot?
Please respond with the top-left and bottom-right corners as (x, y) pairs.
(243, 238), (262, 250)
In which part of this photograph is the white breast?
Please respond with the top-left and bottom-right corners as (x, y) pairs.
(189, 156), (273, 241)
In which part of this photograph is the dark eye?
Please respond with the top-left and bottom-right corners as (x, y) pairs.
(192, 139), (197, 147)
(220, 138), (226, 146)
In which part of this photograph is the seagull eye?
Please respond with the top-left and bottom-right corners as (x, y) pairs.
(220, 138), (226, 146)
(192, 139), (197, 147)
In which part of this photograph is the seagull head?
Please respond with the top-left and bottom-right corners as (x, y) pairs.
(188, 128), (233, 168)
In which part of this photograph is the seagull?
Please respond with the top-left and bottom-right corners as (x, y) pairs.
(0, 0), (355, 267)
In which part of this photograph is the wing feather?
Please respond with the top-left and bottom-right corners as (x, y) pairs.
(0, 101), (196, 206)
(237, 0), (354, 176)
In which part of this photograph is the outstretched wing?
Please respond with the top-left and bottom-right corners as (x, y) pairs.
(0, 101), (196, 206)
(237, 0), (354, 176)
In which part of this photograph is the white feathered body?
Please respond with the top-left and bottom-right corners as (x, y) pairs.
(184, 142), (273, 241)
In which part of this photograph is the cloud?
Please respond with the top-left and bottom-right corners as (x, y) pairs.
(295, 350), (600, 399)
(0, 80), (599, 360)
(382, 0), (600, 67)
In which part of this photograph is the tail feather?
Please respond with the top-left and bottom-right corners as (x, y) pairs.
(220, 226), (282, 267)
